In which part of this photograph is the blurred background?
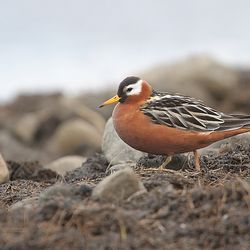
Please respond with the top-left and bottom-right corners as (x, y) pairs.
(1, 0), (250, 163)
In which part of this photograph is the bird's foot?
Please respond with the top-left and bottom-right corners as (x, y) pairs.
(144, 156), (173, 172)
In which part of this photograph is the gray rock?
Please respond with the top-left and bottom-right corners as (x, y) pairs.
(102, 118), (146, 164)
(0, 154), (10, 184)
(39, 184), (92, 202)
(92, 168), (145, 203)
(10, 197), (38, 210)
(58, 97), (106, 134)
(106, 162), (136, 174)
(48, 118), (102, 155)
(0, 130), (51, 163)
(44, 155), (86, 176)
(13, 111), (49, 144)
(39, 184), (75, 202)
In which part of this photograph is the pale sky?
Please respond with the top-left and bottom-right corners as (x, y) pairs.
(0, 0), (250, 101)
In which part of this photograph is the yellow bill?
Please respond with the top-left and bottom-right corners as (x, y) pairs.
(99, 95), (121, 108)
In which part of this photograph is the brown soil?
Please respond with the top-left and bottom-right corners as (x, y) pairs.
(0, 148), (250, 250)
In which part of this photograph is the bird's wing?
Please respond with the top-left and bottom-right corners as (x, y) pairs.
(140, 91), (250, 132)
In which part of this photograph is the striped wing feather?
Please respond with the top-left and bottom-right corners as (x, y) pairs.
(141, 92), (250, 132)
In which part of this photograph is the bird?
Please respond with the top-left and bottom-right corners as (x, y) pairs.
(99, 76), (250, 171)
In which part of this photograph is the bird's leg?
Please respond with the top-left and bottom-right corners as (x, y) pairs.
(193, 150), (201, 171)
(158, 155), (172, 171)
(145, 155), (172, 171)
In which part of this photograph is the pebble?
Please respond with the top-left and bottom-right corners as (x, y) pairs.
(92, 168), (145, 203)
(44, 155), (86, 176)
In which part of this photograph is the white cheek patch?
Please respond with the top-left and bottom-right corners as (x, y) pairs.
(126, 80), (143, 96)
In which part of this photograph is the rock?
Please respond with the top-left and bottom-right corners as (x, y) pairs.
(39, 184), (76, 202)
(44, 156), (86, 176)
(92, 168), (145, 203)
(102, 118), (146, 164)
(39, 183), (92, 202)
(140, 55), (238, 105)
(10, 197), (38, 210)
(106, 162), (136, 174)
(0, 154), (10, 184)
(58, 97), (106, 134)
(48, 118), (102, 156)
(0, 130), (52, 163)
(3, 95), (106, 145)
(13, 111), (49, 144)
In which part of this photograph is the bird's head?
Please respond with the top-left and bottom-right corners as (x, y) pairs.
(99, 76), (152, 107)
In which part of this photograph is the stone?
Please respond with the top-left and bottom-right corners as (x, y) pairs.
(44, 156), (86, 176)
(10, 197), (38, 210)
(140, 55), (238, 105)
(92, 168), (145, 203)
(0, 154), (10, 184)
(39, 183), (92, 202)
(13, 111), (49, 144)
(106, 162), (136, 174)
(48, 118), (102, 156)
(102, 118), (146, 164)
(0, 130), (51, 163)
(39, 184), (76, 202)
(58, 97), (106, 134)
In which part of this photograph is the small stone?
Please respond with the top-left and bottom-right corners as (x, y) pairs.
(92, 168), (145, 203)
(102, 118), (146, 164)
(39, 183), (92, 202)
(0, 154), (10, 184)
(10, 197), (38, 210)
(106, 163), (136, 174)
(44, 156), (86, 176)
(39, 184), (75, 202)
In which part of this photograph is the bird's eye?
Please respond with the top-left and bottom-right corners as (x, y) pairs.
(127, 87), (133, 92)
